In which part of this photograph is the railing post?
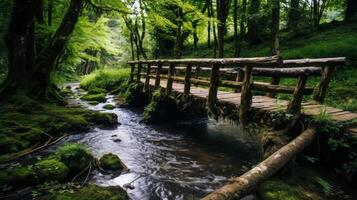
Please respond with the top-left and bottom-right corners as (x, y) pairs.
(154, 63), (162, 89)
(144, 63), (151, 92)
(129, 63), (135, 83)
(266, 77), (280, 97)
(288, 75), (308, 115)
(313, 66), (334, 103)
(195, 66), (201, 78)
(136, 62), (142, 83)
(166, 64), (175, 95)
(208, 65), (220, 107)
(184, 64), (192, 97)
(235, 68), (244, 92)
(239, 65), (253, 126)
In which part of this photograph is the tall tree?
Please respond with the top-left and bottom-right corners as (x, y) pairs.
(287, 0), (300, 30)
(247, 0), (261, 45)
(237, 0), (247, 57)
(345, 0), (357, 22)
(271, 0), (280, 56)
(216, 0), (232, 58)
(233, 0), (239, 57)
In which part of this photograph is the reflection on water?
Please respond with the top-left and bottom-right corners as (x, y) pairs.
(71, 85), (262, 200)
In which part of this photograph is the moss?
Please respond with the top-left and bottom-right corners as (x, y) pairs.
(81, 93), (106, 103)
(143, 90), (180, 124)
(258, 180), (311, 200)
(122, 83), (149, 107)
(99, 153), (125, 171)
(0, 167), (35, 187)
(34, 159), (69, 181)
(60, 88), (73, 97)
(38, 184), (128, 200)
(85, 112), (118, 126)
(55, 144), (94, 172)
(88, 101), (100, 105)
(103, 104), (116, 110)
(88, 87), (107, 95)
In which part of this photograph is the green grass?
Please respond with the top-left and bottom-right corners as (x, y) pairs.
(182, 23), (357, 112)
(80, 68), (130, 91)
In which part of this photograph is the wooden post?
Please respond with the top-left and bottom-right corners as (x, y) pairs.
(266, 77), (280, 97)
(288, 75), (308, 115)
(129, 63), (135, 82)
(166, 64), (175, 95)
(144, 63), (151, 92)
(136, 62), (142, 83)
(235, 69), (244, 92)
(313, 66), (334, 103)
(154, 63), (162, 89)
(184, 64), (192, 97)
(208, 65), (220, 107)
(239, 65), (253, 126)
(195, 66), (201, 78)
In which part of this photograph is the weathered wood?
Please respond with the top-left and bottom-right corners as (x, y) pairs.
(235, 69), (244, 92)
(166, 64), (175, 95)
(154, 63), (162, 89)
(313, 66), (335, 103)
(283, 57), (347, 67)
(288, 75), (308, 114)
(195, 66), (202, 78)
(136, 62), (142, 83)
(239, 65), (253, 125)
(184, 64), (192, 96)
(266, 77), (280, 97)
(232, 67), (321, 77)
(208, 65), (220, 107)
(129, 63), (135, 82)
(144, 63), (151, 91)
(128, 56), (282, 67)
(201, 127), (317, 200)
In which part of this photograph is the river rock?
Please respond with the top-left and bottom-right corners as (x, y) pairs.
(99, 153), (125, 171)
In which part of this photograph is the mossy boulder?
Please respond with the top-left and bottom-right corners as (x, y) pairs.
(258, 180), (311, 200)
(34, 159), (69, 181)
(60, 88), (73, 97)
(103, 104), (116, 110)
(38, 184), (128, 200)
(0, 167), (35, 187)
(81, 93), (106, 103)
(99, 153), (125, 171)
(86, 112), (118, 126)
(55, 144), (94, 172)
(122, 83), (150, 107)
(88, 87), (107, 95)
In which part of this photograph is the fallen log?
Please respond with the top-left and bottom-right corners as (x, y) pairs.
(201, 127), (317, 200)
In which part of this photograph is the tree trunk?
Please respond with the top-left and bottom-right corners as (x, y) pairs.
(345, 0), (357, 22)
(287, 0), (300, 30)
(233, 0), (239, 57)
(237, 0), (247, 57)
(217, 0), (232, 58)
(202, 127), (317, 200)
(193, 21), (199, 51)
(0, 0), (84, 99)
(271, 0), (280, 56)
(247, 0), (261, 45)
(175, 8), (183, 59)
(312, 0), (319, 29)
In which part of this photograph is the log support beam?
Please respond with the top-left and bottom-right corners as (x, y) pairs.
(313, 66), (334, 103)
(239, 65), (253, 126)
(136, 62), (142, 83)
(208, 65), (220, 107)
(144, 63), (151, 92)
(129, 64), (135, 82)
(184, 64), (192, 97)
(288, 75), (308, 115)
(154, 64), (162, 89)
(166, 64), (175, 95)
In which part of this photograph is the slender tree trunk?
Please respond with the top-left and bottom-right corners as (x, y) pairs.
(193, 21), (199, 51)
(345, 0), (357, 22)
(175, 8), (183, 58)
(130, 32), (135, 61)
(208, 20), (212, 48)
(233, 0), (239, 57)
(237, 0), (247, 57)
(217, 0), (231, 58)
(312, 0), (319, 29)
(247, 0), (261, 45)
(271, 0), (280, 56)
(287, 0), (300, 30)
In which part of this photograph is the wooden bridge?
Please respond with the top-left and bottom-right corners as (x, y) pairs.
(128, 56), (356, 133)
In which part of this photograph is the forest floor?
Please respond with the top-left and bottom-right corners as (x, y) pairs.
(183, 22), (357, 112)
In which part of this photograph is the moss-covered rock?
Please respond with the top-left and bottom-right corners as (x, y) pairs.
(55, 144), (94, 172)
(122, 83), (150, 107)
(258, 180), (311, 200)
(0, 167), (35, 187)
(86, 112), (118, 126)
(88, 87), (107, 95)
(103, 104), (116, 110)
(34, 159), (69, 181)
(38, 184), (128, 200)
(81, 93), (106, 103)
(60, 88), (74, 97)
(88, 101), (100, 105)
(99, 153), (125, 171)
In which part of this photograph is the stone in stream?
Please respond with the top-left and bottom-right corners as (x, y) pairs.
(99, 153), (126, 171)
(112, 138), (122, 143)
(103, 104), (116, 110)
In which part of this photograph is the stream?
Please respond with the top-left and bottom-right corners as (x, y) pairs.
(15, 84), (261, 200)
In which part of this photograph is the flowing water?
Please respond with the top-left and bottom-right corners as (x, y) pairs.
(9, 84), (260, 200)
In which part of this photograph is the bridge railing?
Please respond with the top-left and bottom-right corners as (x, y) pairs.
(128, 56), (347, 121)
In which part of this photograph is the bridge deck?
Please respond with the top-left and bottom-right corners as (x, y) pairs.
(142, 78), (357, 135)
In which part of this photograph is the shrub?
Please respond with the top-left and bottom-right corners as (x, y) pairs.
(80, 68), (130, 91)
(34, 159), (69, 181)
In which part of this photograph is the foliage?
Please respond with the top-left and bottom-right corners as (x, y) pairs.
(55, 144), (94, 172)
(34, 159), (69, 181)
(99, 153), (125, 171)
(80, 68), (130, 91)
